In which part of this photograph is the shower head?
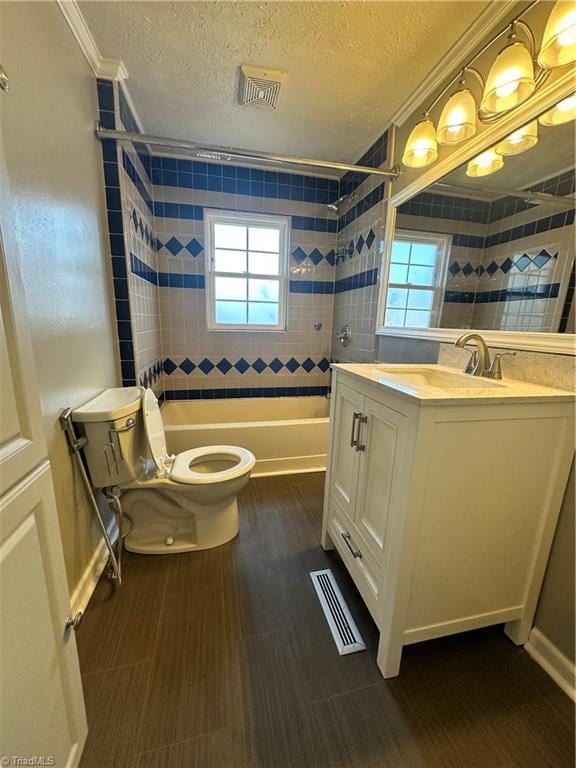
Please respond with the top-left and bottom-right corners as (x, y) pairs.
(326, 194), (356, 214)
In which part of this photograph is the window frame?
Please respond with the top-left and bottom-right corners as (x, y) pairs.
(204, 209), (290, 331)
(383, 229), (451, 329)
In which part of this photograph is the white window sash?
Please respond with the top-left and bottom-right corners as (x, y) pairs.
(204, 209), (290, 331)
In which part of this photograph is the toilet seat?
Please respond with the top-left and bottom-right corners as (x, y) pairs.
(170, 445), (255, 485)
(142, 390), (255, 486)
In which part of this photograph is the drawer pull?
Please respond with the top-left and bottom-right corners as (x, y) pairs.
(350, 412), (361, 448)
(341, 531), (362, 559)
(355, 415), (368, 452)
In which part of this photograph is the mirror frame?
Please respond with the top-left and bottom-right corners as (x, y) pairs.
(376, 66), (576, 355)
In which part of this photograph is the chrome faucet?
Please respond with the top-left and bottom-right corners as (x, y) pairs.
(454, 333), (491, 377)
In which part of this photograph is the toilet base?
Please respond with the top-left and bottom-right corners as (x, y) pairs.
(119, 488), (240, 554)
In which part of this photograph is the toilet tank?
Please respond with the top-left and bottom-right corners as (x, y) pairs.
(72, 387), (148, 488)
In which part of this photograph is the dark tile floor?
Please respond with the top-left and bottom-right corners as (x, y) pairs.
(77, 473), (575, 768)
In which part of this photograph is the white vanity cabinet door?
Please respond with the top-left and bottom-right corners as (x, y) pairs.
(329, 382), (365, 523)
(354, 398), (406, 564)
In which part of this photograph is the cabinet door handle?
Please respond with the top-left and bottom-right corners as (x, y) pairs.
(355, 415), (368, 452)
(341, 531), (362, 559)
(350, 411), (361, 447)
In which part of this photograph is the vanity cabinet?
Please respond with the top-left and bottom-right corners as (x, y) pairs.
(322, 364), (574, 678)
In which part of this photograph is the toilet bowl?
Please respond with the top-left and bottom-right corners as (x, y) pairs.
(72, 387), (255, 554)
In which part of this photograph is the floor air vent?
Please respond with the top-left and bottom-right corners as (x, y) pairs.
(310, 569), (366, 655)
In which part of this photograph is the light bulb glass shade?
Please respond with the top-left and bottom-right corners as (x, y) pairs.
(437, 89), (477, 145)
(466, 148), (504, 177)
(402, 119), (438, 168)
(480, 41), (535, 117)
(495, 120), (539, 155)
(538, 0), (576, 68)
(538, 94), (576, 125)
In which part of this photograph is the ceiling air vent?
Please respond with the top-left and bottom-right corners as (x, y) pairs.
(238, 65), (287, 110)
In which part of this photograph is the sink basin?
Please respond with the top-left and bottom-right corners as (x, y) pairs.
(374, 366), (505, 390)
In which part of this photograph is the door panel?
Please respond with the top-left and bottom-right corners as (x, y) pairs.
(329, 382), (364, 522)
(355, 397), (406, 565)
(0, 463), (87, 766)
(0, 111), (46, 496)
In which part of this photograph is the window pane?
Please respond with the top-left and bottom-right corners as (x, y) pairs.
(248, 302), (279, 325)
(248, 279), (279, 302)
(407, 265), (435, 285)
(407, 290), (434, 310)
(214, 249), (247, 273)
(410, 243), (437, 266)
(405, 309), (432, 327)
(385, 308), (405, 326)
(249, 227), (280, 252)
(389, 264), (408, 283)
(391, 241), (410, 264)
(214, 224), (246, 249)
(215, 301), (247, 324)
(249, 251), (280, 275)
(215, 276), (247, 300)
(386, 288), (408, 309)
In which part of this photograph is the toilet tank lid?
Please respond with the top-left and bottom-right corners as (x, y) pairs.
(72, 387), (144, 423)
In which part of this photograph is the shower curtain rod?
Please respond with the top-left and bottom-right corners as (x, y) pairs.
(96, 124), (401, 180)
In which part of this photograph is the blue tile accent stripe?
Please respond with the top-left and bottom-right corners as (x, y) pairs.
(335, 268), (379, 294)
(339, 183), (385, 232)
(150, 155), (339, 204)
(559, 261), (575, 333)
(158, 273), (205, 288)
(289, 280), (334, 294)
(340, 130), (388, 198)
(162, 356), (330, 375)
(130, 254), (157, 285)
(97, 77), (136, 387)
(122, 150), (153, 213)
(444, 282), (561, 304)
(164, 386), (330, 400)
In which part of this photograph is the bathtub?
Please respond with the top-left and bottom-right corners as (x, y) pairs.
(162, 396), (330, 477)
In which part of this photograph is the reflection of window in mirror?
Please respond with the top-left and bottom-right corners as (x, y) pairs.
(384, 231), (450, 328)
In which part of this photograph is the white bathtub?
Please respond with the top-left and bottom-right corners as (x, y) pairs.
(162, 396), (330, 477)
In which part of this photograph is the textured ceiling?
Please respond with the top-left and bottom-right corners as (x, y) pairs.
(80, 0), (490, 163)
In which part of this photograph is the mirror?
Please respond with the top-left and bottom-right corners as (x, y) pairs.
(383, 110), (575, 334)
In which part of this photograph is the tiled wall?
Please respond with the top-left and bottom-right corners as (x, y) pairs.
(152, 157), (339, 398)
(99, 76), (354, 399)
(331, 131), (390, 363)
(395, 170), (575, 333)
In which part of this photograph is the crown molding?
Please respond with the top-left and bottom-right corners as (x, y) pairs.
(390, 0), (520, 127)
(57, 0), (128, 81)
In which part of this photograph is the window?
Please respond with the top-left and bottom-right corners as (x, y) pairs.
(205, 210), (289, 330)
(384, 230), (451, 328)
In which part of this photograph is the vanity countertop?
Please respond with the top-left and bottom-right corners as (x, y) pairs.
(331, 363), (576, 406)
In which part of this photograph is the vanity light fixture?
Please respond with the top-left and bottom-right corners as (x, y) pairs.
(437, 78), (477, 145)
(401, 118), (438, 168)
(479, 37), (535, 118)
(538, 0), (576, 69)
(401, 0), (574, 170)
(538, 93), (576, 125)
(466, 147), (504, 177)
(495, 119), (539, 155)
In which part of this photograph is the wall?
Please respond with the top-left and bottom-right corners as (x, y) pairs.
(331, 130), (391, 363)
(1, 2), (119, 599)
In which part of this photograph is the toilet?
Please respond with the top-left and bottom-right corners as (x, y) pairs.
(72, 387), (255, 554)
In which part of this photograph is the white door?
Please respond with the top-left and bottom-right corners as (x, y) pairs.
(0, 72), (87, 766)
(329, 382), (365, 522)
(354, 397), (406, 565)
